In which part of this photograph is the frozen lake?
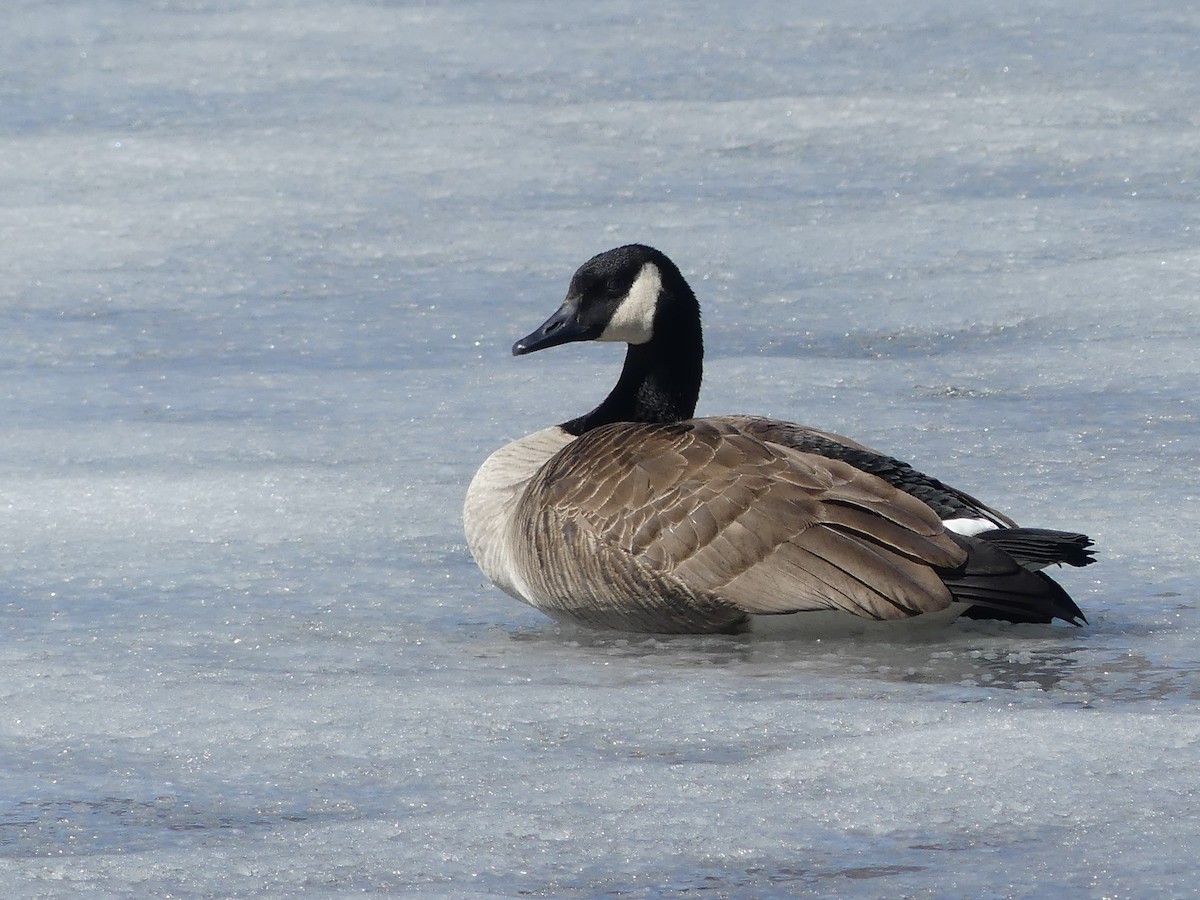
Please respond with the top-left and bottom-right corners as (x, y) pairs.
(2, 0), (1198, 895)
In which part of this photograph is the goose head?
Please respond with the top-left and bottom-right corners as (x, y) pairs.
(511, 244), (705, 435)
(513, 244), (674, 354)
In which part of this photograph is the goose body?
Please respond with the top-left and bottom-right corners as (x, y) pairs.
(464, 245), (1094, 634)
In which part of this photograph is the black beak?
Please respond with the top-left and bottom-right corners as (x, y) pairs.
(512, 300), (599, 356)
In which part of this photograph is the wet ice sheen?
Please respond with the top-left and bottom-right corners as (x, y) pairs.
(2, 0), (1199, 896)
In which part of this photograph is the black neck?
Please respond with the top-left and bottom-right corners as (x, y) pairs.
(562, 301), (703, 437)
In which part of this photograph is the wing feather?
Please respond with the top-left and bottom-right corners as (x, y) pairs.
(517, 419), (966, 628)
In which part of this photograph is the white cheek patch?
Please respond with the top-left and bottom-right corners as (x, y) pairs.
(598, 262), (661, 344)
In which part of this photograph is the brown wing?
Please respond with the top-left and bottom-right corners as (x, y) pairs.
(713, 415), (1019, 528)
(520, 419), (968, 628)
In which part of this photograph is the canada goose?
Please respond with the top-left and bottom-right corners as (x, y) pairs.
(464, 244), (1095, 634)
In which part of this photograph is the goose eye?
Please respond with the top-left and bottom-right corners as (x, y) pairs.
(605, 278), (622, 294)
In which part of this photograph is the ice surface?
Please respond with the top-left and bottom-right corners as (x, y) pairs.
(2, 0), (1198, 895)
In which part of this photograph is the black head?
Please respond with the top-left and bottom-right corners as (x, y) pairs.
(510, 245), (704, 434)
(513, 244), (676, 356)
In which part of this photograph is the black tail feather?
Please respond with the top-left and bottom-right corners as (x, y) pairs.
(955, 570), (1086, 625)
(943, 534), (1088, 625)
(975, 527), (1096, 571)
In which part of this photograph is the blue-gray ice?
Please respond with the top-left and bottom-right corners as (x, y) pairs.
(2, 1), (1198, 896)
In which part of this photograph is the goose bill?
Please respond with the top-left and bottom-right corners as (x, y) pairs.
(512, 301), (601, 356)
